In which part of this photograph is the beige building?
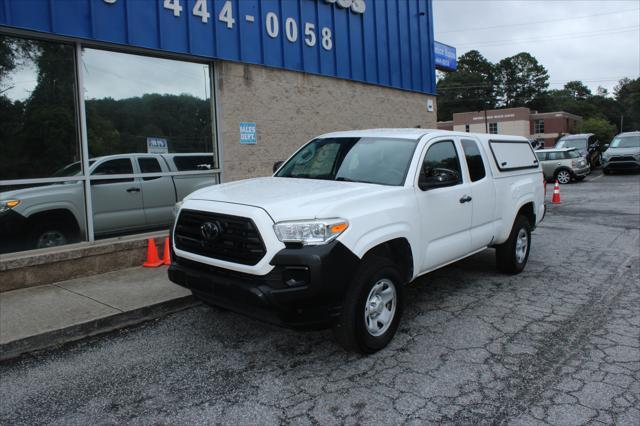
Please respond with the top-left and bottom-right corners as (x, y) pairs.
(217, 63), (437, 182)
(438, 107), (582, 147)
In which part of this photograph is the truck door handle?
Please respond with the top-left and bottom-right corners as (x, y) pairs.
(459, 195), (472, 203)
(126, 187), (140, 193)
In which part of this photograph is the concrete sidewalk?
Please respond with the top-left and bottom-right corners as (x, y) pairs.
(0, 267), (196, 361)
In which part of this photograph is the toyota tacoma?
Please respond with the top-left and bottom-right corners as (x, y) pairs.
(169, 129), (545, 353)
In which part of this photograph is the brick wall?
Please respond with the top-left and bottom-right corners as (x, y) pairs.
(216, 62), (437, 182)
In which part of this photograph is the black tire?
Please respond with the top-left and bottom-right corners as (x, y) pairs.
(495, 215), (531, 274)
(333, 255), (404, 354)
(554, 168), (572, 185)
(29, 221), (77, 250)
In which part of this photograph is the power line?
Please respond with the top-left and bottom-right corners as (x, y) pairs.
(435, 8), (640, 35)
(437, 78), (630, 91)
(456, 26), (639, 48)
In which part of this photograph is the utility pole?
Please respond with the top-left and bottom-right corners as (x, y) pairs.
(620, 115), (624, 132)
(484, 108), (489, 134)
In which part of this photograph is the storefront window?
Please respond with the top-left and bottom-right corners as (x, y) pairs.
(81, 48), (217, 239)
(0, 35), (87, 254)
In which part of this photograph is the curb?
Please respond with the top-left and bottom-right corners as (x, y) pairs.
(0, 295), (198, 362)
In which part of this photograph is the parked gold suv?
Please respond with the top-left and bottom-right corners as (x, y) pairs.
(535, 148), (590, 184)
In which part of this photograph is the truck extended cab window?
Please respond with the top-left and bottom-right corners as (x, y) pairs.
(461, 139), (486, 182)
(276, 137), (418, 186)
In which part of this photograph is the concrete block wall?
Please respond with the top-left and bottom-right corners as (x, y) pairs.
(216, 62), (437, 182)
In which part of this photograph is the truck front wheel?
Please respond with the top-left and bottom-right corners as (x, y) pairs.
(495, 215), (531, 274)
(333, 256), (404, 354)
(29, 216), (80, 250)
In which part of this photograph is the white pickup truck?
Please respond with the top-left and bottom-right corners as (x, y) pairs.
(169, 129), (545, 353)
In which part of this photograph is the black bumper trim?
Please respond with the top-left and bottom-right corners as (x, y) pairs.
(168, 241), (360, 329)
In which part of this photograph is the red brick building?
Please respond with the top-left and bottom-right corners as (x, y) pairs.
(438, 108), (582, 147)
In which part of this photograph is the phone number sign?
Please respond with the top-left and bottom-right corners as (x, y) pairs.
(0, 0), (436, 95)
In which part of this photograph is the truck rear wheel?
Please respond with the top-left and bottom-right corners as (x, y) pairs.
(333, 255), (404, 354)
(496, 215), (531, 274)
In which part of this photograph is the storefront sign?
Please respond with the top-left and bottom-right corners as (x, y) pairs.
(147, 137), (169, 153)
(434, 41), (457, 72)
(0, 0), (436, 95)
(239, 122), (257, 145)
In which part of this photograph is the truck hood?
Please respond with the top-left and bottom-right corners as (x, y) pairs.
(605, 147), (640, 156)
(186, 177), (402, 222)
(1, 181), (80, 199)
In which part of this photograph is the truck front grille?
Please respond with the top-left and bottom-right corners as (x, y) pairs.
(610, 156), (635, 162)
(174, 209), (266, 265)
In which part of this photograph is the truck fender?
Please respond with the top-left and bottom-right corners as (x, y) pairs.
(344, 222), (418, 280)
(495, 196), (536, 244)
(21, 201), (84, 235)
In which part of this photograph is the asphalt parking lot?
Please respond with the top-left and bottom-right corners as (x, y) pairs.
(1, 170), (638, 425)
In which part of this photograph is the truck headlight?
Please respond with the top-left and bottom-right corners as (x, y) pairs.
(0, 199), (20, 214)
(274, 219), (349, 246)
(172, 201), (183, 219)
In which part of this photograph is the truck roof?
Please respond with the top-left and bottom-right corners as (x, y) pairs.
(536, 147), (577, 152)
(318, 128), (529, 142)
(558, 133), (593, 139)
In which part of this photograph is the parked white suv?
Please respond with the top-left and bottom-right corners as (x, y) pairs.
(169, 129), (545, 353)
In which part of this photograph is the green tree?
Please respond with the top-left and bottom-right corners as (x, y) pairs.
(436, 50), (496, 121)
(580, 117), (617, 143)
(614, 77), (640, 132)
(495, 52), (549, 107)
(563, 81), (592, 100)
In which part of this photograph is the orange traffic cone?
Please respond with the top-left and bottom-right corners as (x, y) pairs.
(551, 180), (561, 204)
(162, 237), (171, 266)
(143, 238), (163, 267)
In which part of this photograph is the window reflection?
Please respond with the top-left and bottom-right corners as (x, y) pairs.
(0, 182), (87, 254)
(82, 49), (217, 239)
(0, 35), (80, 180)
(82, 48), (214, 158)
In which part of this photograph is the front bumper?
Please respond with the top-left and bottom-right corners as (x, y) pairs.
(603, 159), (640, 171)
(573, 165), (590, 177)
(0, 210), (28, 253)
(168, 240), (360, 330)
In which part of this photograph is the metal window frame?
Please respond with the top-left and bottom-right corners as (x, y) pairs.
(1, 32), (222, 250)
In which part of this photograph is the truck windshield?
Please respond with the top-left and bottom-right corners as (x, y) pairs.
(556, 138), (587, 150)
(51, 160), (96, 177)
(275, 137), (418, 186)
(610, 135), (640, 148)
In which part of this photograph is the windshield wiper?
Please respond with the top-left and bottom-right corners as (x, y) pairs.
(336, 177), (380, 185)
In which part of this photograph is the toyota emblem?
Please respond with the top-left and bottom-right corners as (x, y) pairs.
(200, 221), (222, 242)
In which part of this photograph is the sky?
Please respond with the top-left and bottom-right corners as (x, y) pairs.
(433, 0), (640, 95)
(3, 0), (638, 101)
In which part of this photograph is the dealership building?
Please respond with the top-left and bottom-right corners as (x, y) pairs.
(0, 0), (444, 284)
(437, 107), (582, 147)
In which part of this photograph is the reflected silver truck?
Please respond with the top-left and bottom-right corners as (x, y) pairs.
(0, 153), (216, 253)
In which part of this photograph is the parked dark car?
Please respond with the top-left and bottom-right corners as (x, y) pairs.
(555, 134), (601, 169)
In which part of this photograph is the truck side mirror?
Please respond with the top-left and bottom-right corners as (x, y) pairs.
(419, 168), (460, 191)
(273, 161), (284, 173)
(603, 144), (610, 150)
